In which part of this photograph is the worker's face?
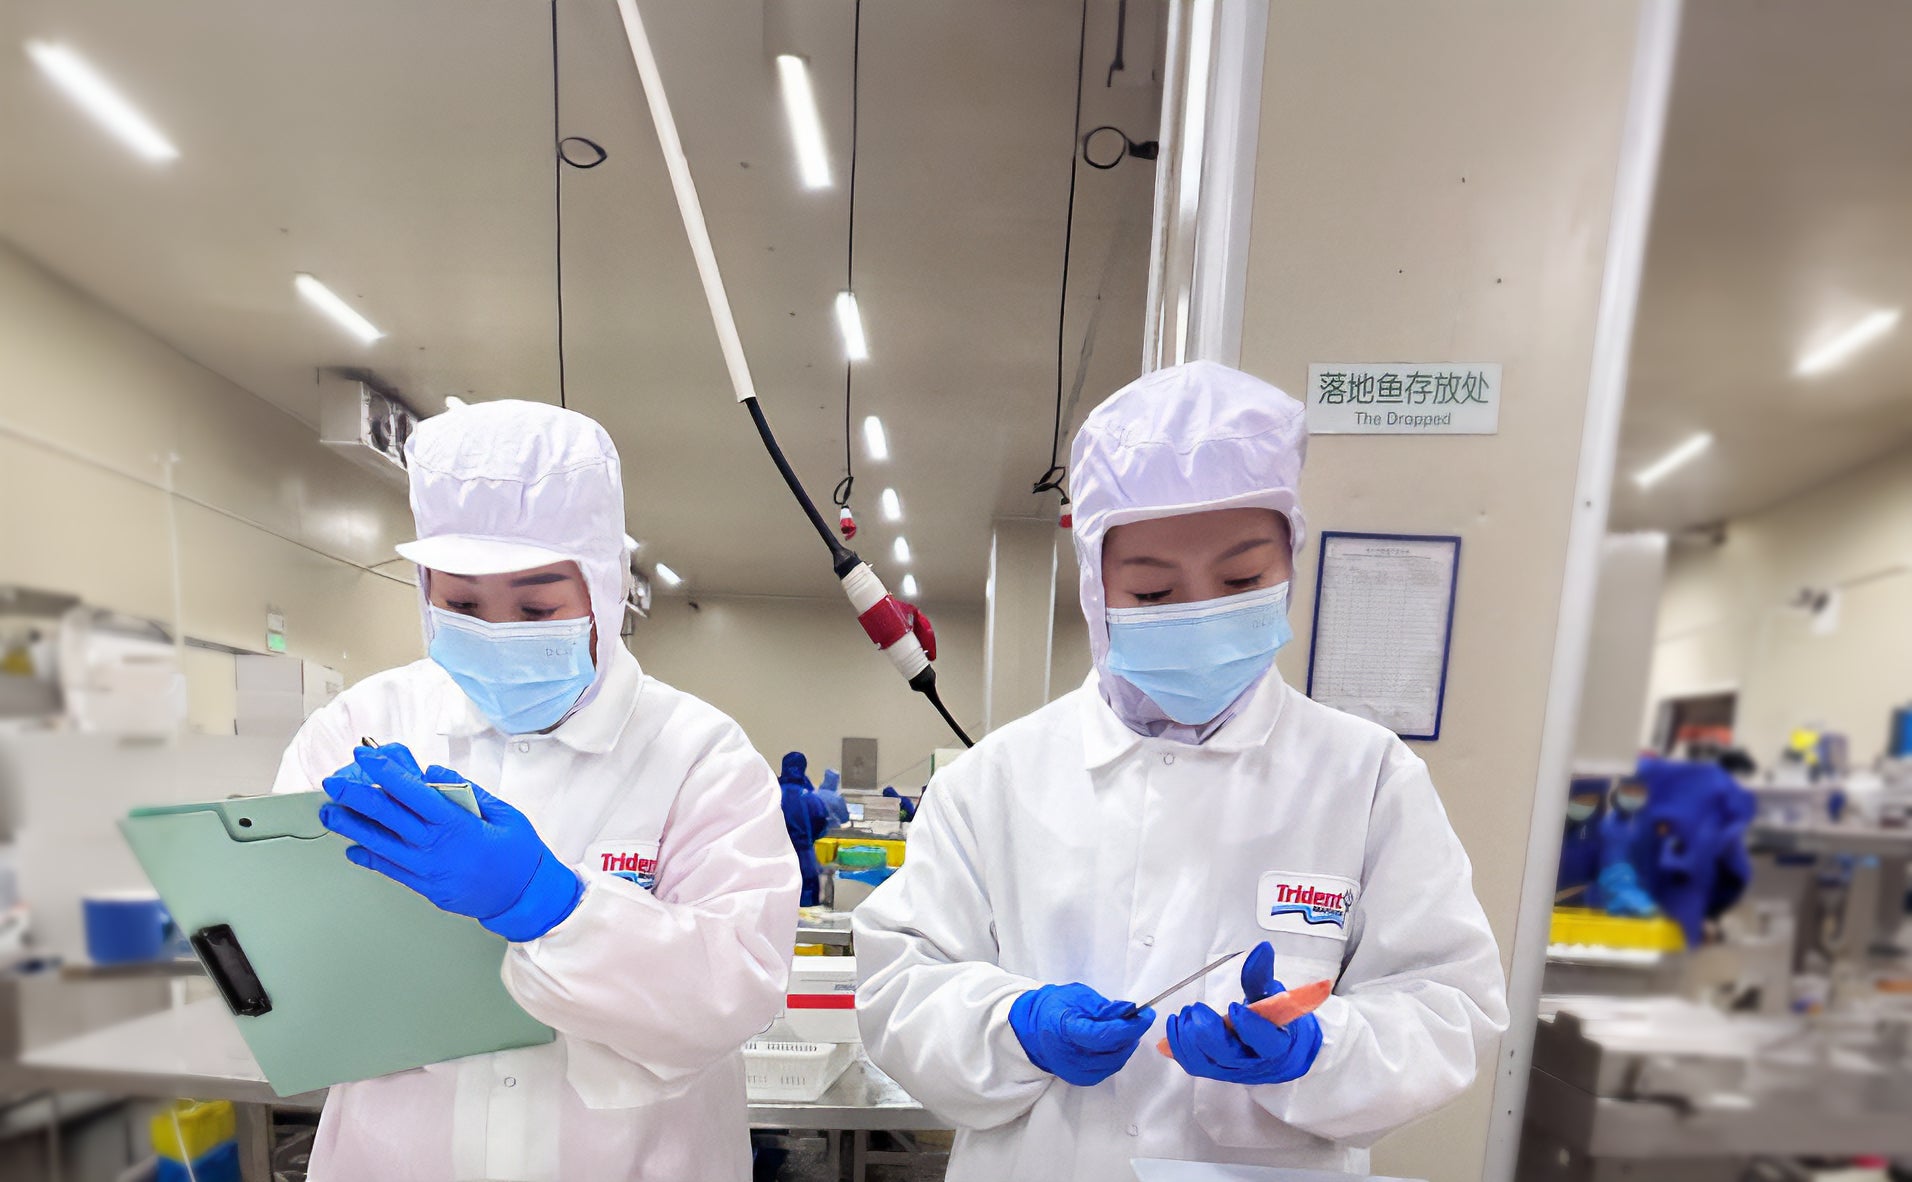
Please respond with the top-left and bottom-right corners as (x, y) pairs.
(1101, 508), (1294, 609)
(426, 562), (592, 625)
(1613, 779), (1648, 815)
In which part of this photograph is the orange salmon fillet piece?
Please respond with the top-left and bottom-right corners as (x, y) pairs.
(1155, 978), (1333, 1059)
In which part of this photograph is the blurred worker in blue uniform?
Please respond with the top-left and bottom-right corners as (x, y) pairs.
(881, 785), (917, 823)
(1556, 778), (1609, 899)
(813, 768), (852, 829)
(1627, 756), (1756, 944)
(779, 752), (830, 906)
(1594, 775), (1659, 917)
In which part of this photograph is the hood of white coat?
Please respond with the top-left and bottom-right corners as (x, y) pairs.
(399, 400), (628, 711)
(1069, 360), (1308, 672)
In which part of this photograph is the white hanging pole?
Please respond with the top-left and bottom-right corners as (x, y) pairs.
(611, 0), (760, 404)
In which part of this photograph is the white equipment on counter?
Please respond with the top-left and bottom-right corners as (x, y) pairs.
(744, 956), (859, 1102)
(840, 790), (904, 838)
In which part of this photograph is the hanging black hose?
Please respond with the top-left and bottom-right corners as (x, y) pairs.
(922, 679), (975, 748)
(746, 398), (855, 573)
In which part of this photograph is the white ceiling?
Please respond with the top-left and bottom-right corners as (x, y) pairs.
(1611, 0), (1912, 531)
(0, 0), (1160, 602)
(19, 0), (1883, 572)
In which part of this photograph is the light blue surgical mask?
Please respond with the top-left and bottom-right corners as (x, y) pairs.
(1566, 801), (1597, 823)
(428, 607), (594, 735)
(1105, 582), (1292, 725)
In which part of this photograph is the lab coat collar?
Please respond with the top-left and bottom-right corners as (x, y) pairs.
(1079, 665), (1288, 769)
(436, 645), (643, 755)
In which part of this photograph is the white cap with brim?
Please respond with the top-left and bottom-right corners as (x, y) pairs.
(394, 535), (576, 578)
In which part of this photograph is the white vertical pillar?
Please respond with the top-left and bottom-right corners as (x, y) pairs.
(1143, 0), (1271, 371)
(982, 519), (1058, 733)
(1486, 6), (1682, 1177)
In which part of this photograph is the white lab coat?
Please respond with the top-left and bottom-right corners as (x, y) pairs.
(853, 669), (1508, 1181)
(273, 646), (799, 1182)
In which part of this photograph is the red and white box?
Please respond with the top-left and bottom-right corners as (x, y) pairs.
(780, 957), (859, 1043)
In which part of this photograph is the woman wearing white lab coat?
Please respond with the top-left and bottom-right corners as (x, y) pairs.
(853, 362), (1508, 1181)
(274, 401), (799, 1181)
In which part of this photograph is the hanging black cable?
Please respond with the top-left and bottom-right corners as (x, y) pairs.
(550, 0), (569, 408)
(549, 1), (607, 412)
(833, 0), (864, 513)
(747, 399), (853, 568)
(1031, 0), (1090, 501)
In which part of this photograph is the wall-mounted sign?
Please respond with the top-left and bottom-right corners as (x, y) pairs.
(1305, 363), (1501, 435)
(1305, 532), (1461, 741)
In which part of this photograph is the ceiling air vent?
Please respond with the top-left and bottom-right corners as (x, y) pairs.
(319, 381), (416, 484)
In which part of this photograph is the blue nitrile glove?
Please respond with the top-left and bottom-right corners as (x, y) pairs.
(319, 743), (583, 942)
(1008, 983), (1155, 1087)
(1598, 861), (1658, 918)
(1165, 942), (1323, 1086)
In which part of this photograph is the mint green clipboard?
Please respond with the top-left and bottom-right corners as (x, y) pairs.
(120, 790), (554, 1097)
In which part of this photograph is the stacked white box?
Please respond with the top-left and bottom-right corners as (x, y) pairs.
(779, 957), (859, 1043)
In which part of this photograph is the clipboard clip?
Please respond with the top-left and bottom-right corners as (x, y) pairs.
(191, 924), (273, 1018)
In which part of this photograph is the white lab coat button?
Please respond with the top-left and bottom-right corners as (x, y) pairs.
(1141, 934), (1155, 946)
(1162, 754), (1175, 766)
(516, 741), (531, 753)
(1127, 1125), (1139, 1137)
(503, 1076), (516, 1088)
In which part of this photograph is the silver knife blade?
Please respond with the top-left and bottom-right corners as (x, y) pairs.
(1123, 948), (1246, 1017)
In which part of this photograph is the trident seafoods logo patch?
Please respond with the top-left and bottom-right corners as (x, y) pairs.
(1257, 871), (1358, 938)
(589, 841), (661, 891)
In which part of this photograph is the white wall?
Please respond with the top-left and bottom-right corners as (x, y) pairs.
(630, 595), (985, 790)
(1238, 4), (1646, 1178)
(0, 245), (1000, 770)
(0, 245), (422, 732)
(1574, 533), (1668, 774)
(1647, 440), (1912, 765)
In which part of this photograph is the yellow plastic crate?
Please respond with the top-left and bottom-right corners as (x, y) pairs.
(1550, 907), (1685, 952)
(151, 1100), (235, 1163)
(816, 836), (905, 868)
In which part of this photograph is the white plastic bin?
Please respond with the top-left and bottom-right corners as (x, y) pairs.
(742, 1039), (857, 1102)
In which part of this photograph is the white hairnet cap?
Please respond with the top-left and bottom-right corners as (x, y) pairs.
(398, 400), (629, 692)
(1070, 360), (1308, 670)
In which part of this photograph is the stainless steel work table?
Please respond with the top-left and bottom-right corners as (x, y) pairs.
(7, 998), (946, 1181)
